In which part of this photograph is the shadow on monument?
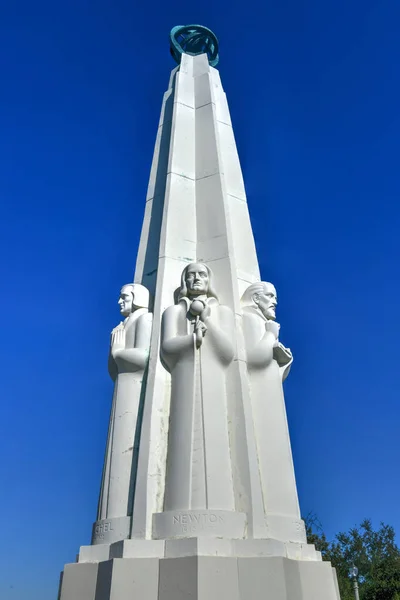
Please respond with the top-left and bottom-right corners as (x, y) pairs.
(95, 561), (113, 599)
(140, 72), (176, 298)
(127, 361), (149, 517)
(125, 70), (176, 518)
(57, 572), (63, 600)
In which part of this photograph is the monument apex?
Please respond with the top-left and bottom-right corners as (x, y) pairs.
(169, 25), (219, 66)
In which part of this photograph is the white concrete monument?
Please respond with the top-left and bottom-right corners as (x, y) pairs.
(58, 25), (341, 600)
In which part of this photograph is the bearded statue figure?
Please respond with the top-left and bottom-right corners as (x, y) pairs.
(241, 282), (306, 543)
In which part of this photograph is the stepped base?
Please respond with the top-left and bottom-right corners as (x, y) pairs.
(59, 554), (340, 600)
(59, 538), (340, 600)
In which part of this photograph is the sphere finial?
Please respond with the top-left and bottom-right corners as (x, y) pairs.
(169, 25), (219, 67)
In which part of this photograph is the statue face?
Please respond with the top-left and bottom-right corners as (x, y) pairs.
(255, 284), (277, 320)
(185, 263), (209, 297)
(118, 286), (135, 317)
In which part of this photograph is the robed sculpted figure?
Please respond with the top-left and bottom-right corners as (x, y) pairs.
(160, 263), (235, 512)
(241, 282), (302, 539)
(94, 283), (152, 544)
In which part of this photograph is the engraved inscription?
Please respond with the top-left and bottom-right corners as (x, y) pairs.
(172, 513), (224, 534)
(94, 521), (114, 540)
(294, 521), (306, 533)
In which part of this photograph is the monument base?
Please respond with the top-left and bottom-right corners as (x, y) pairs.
(59, 554), (340, 600)
(59, 537), (340, 600)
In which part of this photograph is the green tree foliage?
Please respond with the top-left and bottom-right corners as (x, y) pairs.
(304, 514), (400, 600)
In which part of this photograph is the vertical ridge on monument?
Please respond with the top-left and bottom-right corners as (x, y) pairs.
(58, 25), (341, 600)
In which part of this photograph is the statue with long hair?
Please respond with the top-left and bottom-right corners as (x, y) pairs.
(160, 263), (235, 518)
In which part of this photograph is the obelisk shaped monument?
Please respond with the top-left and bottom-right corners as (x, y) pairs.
(58, 26), (341, 600)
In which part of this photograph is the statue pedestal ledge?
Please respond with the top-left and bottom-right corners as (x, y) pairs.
(78, 536), (322, 563)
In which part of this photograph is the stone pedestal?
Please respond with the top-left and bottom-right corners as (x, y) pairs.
(59, 537), (340, 600)
(60, 551), (340, 600)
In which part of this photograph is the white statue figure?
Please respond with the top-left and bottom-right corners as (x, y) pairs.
(160, 263), (235, 513)
(241, 282), (302, 540)
(94, 283), (152, 544)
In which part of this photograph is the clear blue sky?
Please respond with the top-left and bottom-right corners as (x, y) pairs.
(1, 1), (399, 598)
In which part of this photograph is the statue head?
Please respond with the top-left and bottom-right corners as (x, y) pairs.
(241, 281), (277, 321)
(118, 283), (150, 317)
(179, 262), (218, 301)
